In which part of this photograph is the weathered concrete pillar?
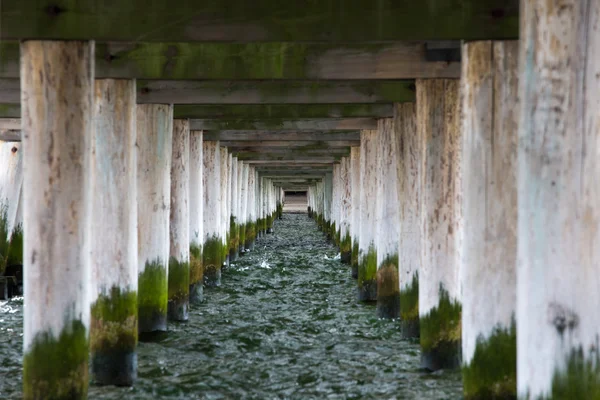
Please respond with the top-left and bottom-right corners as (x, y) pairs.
(219, 147), (229, 268)
(238, 162), (248, 251)
(22, 40), (94, 399)
(245, 166), (257, 250)
(358, 130), (378, 302)
(331, 164), (341, 246)
(323, 172), (333, 237)
(316, 180), (324, 230)
(229, 157), (239, 261)
(307, 186), (313, 217)
(417, 79), (461, 371)
(460, 41), (518, 399)
(136, 104), (173, 337)
(517, 2), (600, 397)
(203, 141), (222, 286)
(189, 131), (204, 303)
(266, 178), (275, 234)
(339, 157), (352, 264)
(90, 79), (137, 386)
(395, 103), (420, 339)
(168, 119), (190, 322)
(0, 140), (23, 283)
(350, 147), (361, 279)
(257, 176), (265, 236)
(376, 118), (400, 319)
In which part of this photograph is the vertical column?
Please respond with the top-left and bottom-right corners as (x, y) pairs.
(350, 147), (361, 279)
(395, 103), (420, 339)
(0, 140), (23, 285)
(266, 178), (274, 233)
(246, 166), (257, 250)
(189, 131), (204, 303)
(22, 40), (94, 399)
(376, 118), (400, 319)
(339, 157), (352, 264)
(136, 104), (173, 337)
(460, 41), (518, 400)
(203, 141), (221, 286)
(323, 172), (333, 237)
(418, 79), (462, 371)
(238, 162), (248, 251)
(258, 176), (265, 236)
(90, 79), (137, 386)
(331, 164), (340, 246)
(358, 130), (378, 302)
(219, 147), (229, 268)
(168, 119), (190, 322)
(307, 186), (313, 217)
(517, 2), (600, 397)
(229, 157), (239, 262)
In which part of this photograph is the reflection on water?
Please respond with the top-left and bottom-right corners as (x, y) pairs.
(0, 214), (462, 399)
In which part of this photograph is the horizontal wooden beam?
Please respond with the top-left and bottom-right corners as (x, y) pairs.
(245, 159), (338, 164)
(1, 1), (518, 42)
(255, 166), (332, 171)
(203, 131), (360, 141)
(221, 140), (359, 148)
(233, 149), (350, 158)
(0, 129), (20, 141)
(191, 118), (376, 130)
(0, 42), (459, 79)
(260, 174), (326, 178)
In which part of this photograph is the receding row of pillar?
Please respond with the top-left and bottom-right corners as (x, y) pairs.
(308, 25), (599, 398)
(10, 41), (286, 399)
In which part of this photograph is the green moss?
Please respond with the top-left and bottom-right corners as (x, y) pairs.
(138, 259), (168, 329)
(400, 273), (419, 324)
(462, 320), (516, 400)
(0, 202), (10, 275)
(376, 254), (399, 318)
(539, 346), (600, 400)
(420, 284), (462, 353)
(203, 236), (222, 282)
(7, 223), (23, 266)
(276, 202), (283, 218)
(23, 319), (88, 400)
(351, 240), (359, 268)
(266, 215), (274, 229)
(330, 222), (337, 244)
(239, 223), (246, 249)
(229, 217), (239, 252)
(168, 257), (190, 302)
(245, 222), (256, 245)
(189, 243), (203, 286)
(358, 244), (377, 301)
(90, 287), (137, 354)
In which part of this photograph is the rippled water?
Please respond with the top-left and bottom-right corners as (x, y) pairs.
(0, 213), (462, 399)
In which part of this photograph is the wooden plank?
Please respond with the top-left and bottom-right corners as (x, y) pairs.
(138, 80), (414, 104)
(233, 149), (349, 157)
(0, 0), (518, 42)
(191, 118), (377, 130)
(203, 131), (361, 141)
(244, 158), (339, 164)
(221, 140), (360, 148)
(0, 118), (20, 129)
(0, 129), (20, 141)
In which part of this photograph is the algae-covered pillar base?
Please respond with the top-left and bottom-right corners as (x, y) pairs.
(245, 166), (257, 251)
(229, 157), (239, 262)
(339, 157), (352, 265)
(461, 41), (518, 399)
(189, 130), (204, 304)
(350, 147), (360, 279)
(137, 104), (173, 338)
(395, 103), (420, 339)
(357, 131), (377, 302)
(517, 2), (600, 397)
(90, 79), (138, 386)
(375, 119), (400, 319)
(203, 141), (222, 287)
(220, 147), (230, 270)
(22, 40), (94, 400)
(417, 79), (462, 371)
(168, 119), (190, 322)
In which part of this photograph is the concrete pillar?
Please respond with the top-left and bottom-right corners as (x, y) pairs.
(90, 79), (137, 386)
(307, 186), (313, 217)
(189, 131), (204, 303)
(459, 40), (518, 400)
(136, 104), (173, 337)
(245, 166), (257, 250)
(340, 157), (352, 264)
(323, 172), (333, 237)
(168, 119), (190, 322)
(257, 176), (265, 236)
(517, 2), (600, 397)
(219, 147), (229, 268)
(316, 180), (324, 230)
(266, 178), (274, 233)
(350, 147), (361, 279)
(331, 164), (341, 246)
(203, 141), (222, 287)
(22, 40), (94, 399)
(238, 162), (248, 251)
(376, 118), (400, 319)
(229, 157), (239, 262)
(417, 79), (461, 371)
(0, 140), (23, 281)
(358, 130), (378, 302)
(395, 103), (420, 339)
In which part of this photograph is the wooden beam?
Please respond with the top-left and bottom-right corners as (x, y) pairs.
(191, 118), (376, 130)
(245, 159), (338, 164)
(0, 129), (20, 141)
(233, 149), (350, 157)
(203, 131), (361, 141)
(237, 154), (345, 162)
(175, 104), (394, 119)
(221, 140), (360, 148)
(0, 1), (518, 42)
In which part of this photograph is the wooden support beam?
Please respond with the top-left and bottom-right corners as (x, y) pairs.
(203, 131), (360, 141)
(0, 41), (461, 79)
(245, 159), (337, 164)
(233, 149), (350, 157)
(191, 118), (377, 130)
(237, 154), (344, 162)
(221, 140), (360, 148)
(0, 1), (518, 42)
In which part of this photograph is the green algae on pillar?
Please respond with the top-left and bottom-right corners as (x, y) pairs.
(203, 140), (222, 286)
(189, 130), (204, 304)
(351, 240), (359, 279)
(138, 260), (168, 334)
(340, 232), (351, 264)
(400, 273), (420, 339)
(376, 255), (399, 319)
(189, 243), (203, 303)
(203, 236), (222, 287)
(357, 245), (377, 302)
(21, 40), (94, 400)
(167, 258), (190, 321)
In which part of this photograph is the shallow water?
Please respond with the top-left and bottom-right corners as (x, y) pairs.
(0, 213), (462, 399)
